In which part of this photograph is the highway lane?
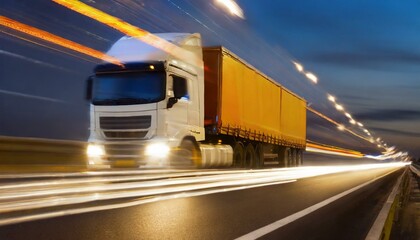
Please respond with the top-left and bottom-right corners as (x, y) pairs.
(0, 165), (406, 240)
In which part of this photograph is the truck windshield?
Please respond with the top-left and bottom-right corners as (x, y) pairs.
(92, 71), (166, 105)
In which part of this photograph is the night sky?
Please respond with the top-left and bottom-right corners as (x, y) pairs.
(0, 0), (419, 158)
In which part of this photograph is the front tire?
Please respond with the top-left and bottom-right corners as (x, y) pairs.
(172, 138), (200, 168)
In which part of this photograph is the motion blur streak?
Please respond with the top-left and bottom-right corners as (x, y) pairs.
(307, 106), (372, 143)
(0, 89), (65, 103)
(1, 30), (98, 64)
(0, 16), (122, 66)
(0, 163), (408, 209)
(0, 49), (73, 72)
(306, 142), (363, 158)
(214, 0), (245, 19)
(53, 0), (202, 67)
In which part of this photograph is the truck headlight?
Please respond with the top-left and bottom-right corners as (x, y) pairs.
(145, 143), (170, 158)
(87, 144), (105, 158)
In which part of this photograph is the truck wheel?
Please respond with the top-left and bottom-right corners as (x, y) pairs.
(244, 143), (256, 169)
(287, 148), (293, 167)
(233, 142), (244, 168)
(255, 143), (264, 169)
(291, 148), (297, 167)
(278, 147), (291, 168)
(296, 149), (303, 166)
(173, 139), (200, 168)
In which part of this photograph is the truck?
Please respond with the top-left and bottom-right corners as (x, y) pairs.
(86, 33), (306, 168)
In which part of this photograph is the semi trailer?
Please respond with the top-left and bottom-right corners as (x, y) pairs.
(86, 33), (306, 168)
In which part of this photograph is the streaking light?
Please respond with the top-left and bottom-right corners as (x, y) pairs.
(305, 72), (318, 83)
(0, 16), (122, 66)
(215, 0), (245, 19)
(345, 112), (352, 118)
(327, 94), (336, 103)
(335, 104), (344, 111)
(357, 122), (364, 127)
(366, 150), (409, 161)
(306, 141), (363, 158)
(293, 61), (304, 72)
(0, 162), (408, 226)
(349, 119), (356, 125)
(307, 107), (372, 143)
(53, 0), (202, 67)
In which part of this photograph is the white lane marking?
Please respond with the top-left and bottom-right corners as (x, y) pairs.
(365, 169), (406, 240)
(235, 168), (403, 240)
(0, 180), (296, 226)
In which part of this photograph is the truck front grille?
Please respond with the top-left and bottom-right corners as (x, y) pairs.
(100, 116), (151, 130)
(103, 131), (148, 139)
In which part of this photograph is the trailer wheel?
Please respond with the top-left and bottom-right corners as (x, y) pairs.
(233, 142), (244, 168)
(287, 148), (293, 167)
(244, 144), (256, 169)
(278, 147), (291, 167)
(296, 149), (303, 166)
(255, 143), (264, 169)
(291, 148), (297, 167)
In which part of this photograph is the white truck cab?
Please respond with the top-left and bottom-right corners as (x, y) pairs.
(87, 33), (207, 167)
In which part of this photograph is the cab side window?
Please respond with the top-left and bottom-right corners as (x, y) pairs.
(172, 75), (189, 100)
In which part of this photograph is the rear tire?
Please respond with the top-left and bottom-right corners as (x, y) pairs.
(244, 143), (256, 169)
(233, 142), (244, 168)
(278, 147), (291, 167)
(255, 143), (264, 169)
(296, 149), (303, 166)
(291, 148), (297, 167)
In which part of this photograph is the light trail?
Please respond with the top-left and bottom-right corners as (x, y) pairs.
(306, 141), (363, 158)
(53, 0), (202, 67)
(214, 0), (245, 19)
(0, 49), (73, 72)
(307, 106), (373, 143)
(0, 16), (122, 66)
(1, 29), (98, 64)
(0, 162), (408, 211)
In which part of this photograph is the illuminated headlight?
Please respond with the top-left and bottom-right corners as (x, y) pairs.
(145, 143), (170, 158)
(87, 144), (105, 158)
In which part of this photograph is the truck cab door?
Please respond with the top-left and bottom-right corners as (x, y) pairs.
(166, 75), (189, 138)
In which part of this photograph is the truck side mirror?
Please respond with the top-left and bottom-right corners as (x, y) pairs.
(167, 97), (178, 108)
(173, 76), (187, 99)
(86, 76), (93, 100)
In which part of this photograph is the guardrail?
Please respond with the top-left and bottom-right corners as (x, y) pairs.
(0, 136), (88, 172)
(366, 166), (414, 240)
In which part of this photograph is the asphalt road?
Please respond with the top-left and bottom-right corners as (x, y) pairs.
(0, 167), (404, 240)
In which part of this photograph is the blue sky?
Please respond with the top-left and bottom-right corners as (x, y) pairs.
(237, 0), (420, 157)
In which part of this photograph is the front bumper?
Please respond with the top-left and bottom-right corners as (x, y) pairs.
(87, 140), (174, 168)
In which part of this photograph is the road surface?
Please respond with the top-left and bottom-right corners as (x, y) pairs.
(0, 165), (405, 239)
